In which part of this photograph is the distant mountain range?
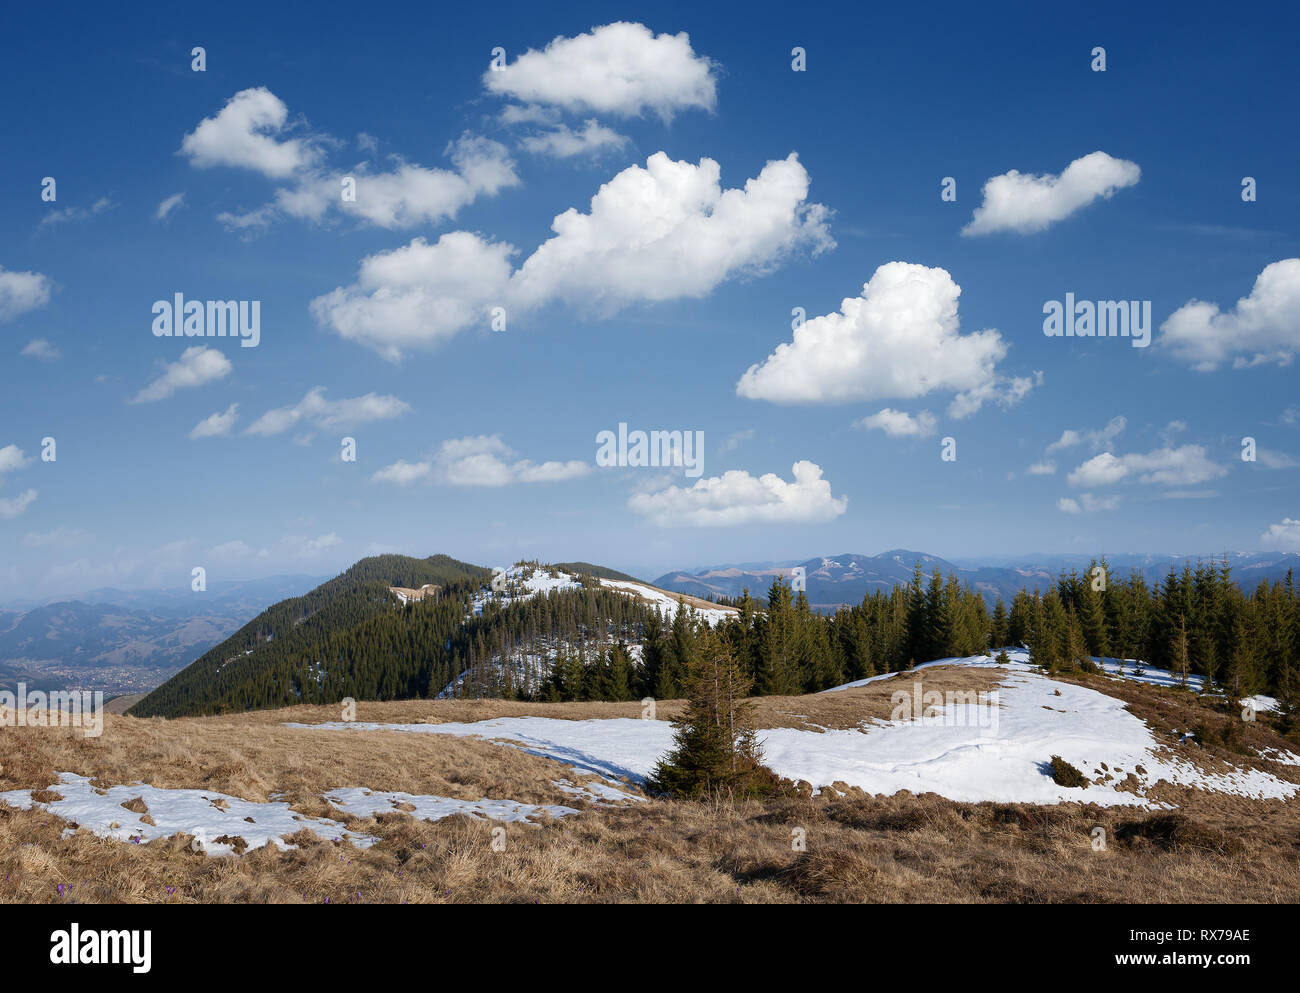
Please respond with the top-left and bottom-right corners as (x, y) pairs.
(0, 575), (324, 695)
(653, 550), (1300, 611)
(8, 549), (1300, 697)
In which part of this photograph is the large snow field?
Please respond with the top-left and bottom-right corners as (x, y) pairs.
(291, 649), (1300, 808)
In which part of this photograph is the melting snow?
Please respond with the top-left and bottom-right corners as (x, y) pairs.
(323, 787), (578, 823)
(288, 715), (674, 782)
(551, 779), (645, 804)
(0, 773), (587, 856)
(0, 773), (373, 854)
(470, 565), (582, 616)
(598, 578), (736, 625)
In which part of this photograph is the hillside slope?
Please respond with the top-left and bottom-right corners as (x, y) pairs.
(129, 554), (489, 718)
(127, 558), (726, 719)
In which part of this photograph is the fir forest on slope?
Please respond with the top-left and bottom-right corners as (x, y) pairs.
(127, 552), (1300, 722)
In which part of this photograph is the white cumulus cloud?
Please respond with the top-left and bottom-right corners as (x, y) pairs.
(274, 134), (519, 230)
(1058, 493), (1121, 514)
(0, 266), (53, 322)
(180, 87), (319, 178)
(132, 346), (232, 403)
(245, 388), (410, 436)
(1047, 415), (1127, 453)
(1261, 517), (1300, 551)
(313, 152), (831, 358)
(856, 408), (938, 438)
(1067, 445), (1226, 488)
(736, 262), (1031, 417)
(0, 489), (37, 519)
(519, 120), (629, 159)
(628, 460), (847, 527)
(20, 338), (60, 361)
(510, 151), (831, 312)
(962, 151), (1140, 236)
(309, 233), (515, 361)
(427, 435), (590, 487)
(370, 459), (434, 486)
(484, 22), (717, 119)
(189, 403), (239, 439)
(185, 90), (517, 233)
(0, 444), (33, 478)
(1159, 258), (1300, 371)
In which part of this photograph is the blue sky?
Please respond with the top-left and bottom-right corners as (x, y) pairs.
(2, 1), (1298, 599)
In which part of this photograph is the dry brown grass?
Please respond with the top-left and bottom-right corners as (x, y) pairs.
(1, 663), (1297, 904)
(237, 663), (1000, 733)
(4, 784), (1296, 904)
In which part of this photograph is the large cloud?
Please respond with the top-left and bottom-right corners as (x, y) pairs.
(628, 460), (847, 527)
(131, 347), (232, 403)
(484, 22), (717, 119)
(736, 262), (1031, 417)
(1160, 259), (1300, 370)
(962, 151), (1140, 236)
(0, 266), (52, 323)
(510, 152), (831, 312)
(312, 152), (832, 358)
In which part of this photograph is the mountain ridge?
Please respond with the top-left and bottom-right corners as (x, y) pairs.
(652, 550), (1300, 610)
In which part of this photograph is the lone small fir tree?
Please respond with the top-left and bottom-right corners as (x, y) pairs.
(647, 631), (783, 800)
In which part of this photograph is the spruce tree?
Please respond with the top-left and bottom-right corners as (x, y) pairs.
(646, 632), (777, 799)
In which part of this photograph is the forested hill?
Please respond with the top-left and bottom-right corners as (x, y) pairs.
(128, 554), (490, 718)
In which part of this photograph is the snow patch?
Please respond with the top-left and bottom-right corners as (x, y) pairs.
(0, 773), (588, 856)
(0, 773), (373, 855)
(323, 787), (578, 823)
